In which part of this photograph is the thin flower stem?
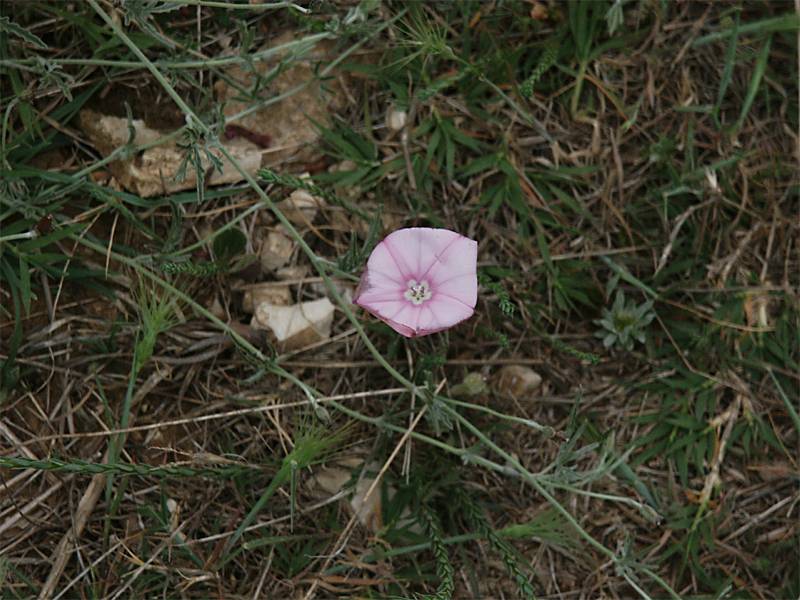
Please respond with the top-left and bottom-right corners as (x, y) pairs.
(439, 394), (555, 436)
(542, 484), (657, 517)
(0, 455), (262, 479)
(619, 570), (652, 600)
(160, 0), (309, 11)
(0, 34), (331, 70)
(639, 566), (682, 600)
(73, 130), (183, 179)
(0, 231), (37, 243)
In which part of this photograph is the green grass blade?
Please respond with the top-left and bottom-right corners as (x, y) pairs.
(770, 369), (800, 436)
(712, 10), (740, 128)
(731, 35), (772, 136)
(693, 13), (799, 46)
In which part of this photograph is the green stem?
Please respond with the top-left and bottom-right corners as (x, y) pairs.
(571, 59), (588, 116)
(441, 394), (555, 436)
(160, 0), (309, 10)
(0, 231), (36, 243)
(222, 461), (293, 560)
(103, 352), (141, 539)
(0, 456), (263, 479)
(0, 34), (331, 70)
(770, 369), (800, 436)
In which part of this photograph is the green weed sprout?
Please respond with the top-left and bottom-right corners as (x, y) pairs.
(595, 290), (655, 352)
(133, 276), (181, 374)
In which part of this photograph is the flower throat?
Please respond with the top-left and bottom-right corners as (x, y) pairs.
(404, 279), (432, 305)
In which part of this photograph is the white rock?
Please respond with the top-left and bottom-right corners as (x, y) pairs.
(495, 365), (543, 398)
(259, 228), (294, 271)
(313, 466), (351, 496)
(215, 32), (346, 168)
(241, 284), (292, 313)
(283, 189), (324, 225)
(252, 298), (334, 350)
(309, 456), (419, 535)
(330, 159), (357, 173)
(275, 265), (309, 280)
(350, 465), (383, 532)
(78, 111), (261, 198)
(79, 32), (346, 198)
(386, 108), (407, 131)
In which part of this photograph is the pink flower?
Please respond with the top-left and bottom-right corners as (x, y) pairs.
(353, 227), (478, 338)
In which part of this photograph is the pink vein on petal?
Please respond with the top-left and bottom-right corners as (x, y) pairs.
(432, 271), (477, 287)
(434, 291), (477, 310)
(416, 304), (438, 333)
(357, 294), (404, 304)
(425, 301), (447, 329)
(424, 300), (439, 322)
(386, 302), (410, 322)
(368, 245), (405, 286)
(417, 234), (463, 283)
(417, 229), (424, 275)
(381, 235), (411, 281)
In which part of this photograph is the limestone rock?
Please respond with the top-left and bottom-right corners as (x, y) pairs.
(214, 32), (346, 168)
(386, 108), (407, 131)
(259, 228), (295, 271)
(252, 297), (334, 350)
(282, 189), (324, 225)
(78, 110), (261, 198)
(495, 365), (543, 398)
(79, 32), (345, 197)
(241, 284), (292, 313)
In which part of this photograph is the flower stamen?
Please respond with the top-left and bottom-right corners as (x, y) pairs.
(404, 279), (432, 305)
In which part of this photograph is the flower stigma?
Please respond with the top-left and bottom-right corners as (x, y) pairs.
(404, 279), (432, 305)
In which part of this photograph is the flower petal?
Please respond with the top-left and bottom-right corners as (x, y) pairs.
(388, 303), (420, 330)
(423, 295), (475, 332)
(413, 228), (462, 276)
(380, 302), (421, 337)
(383, 228), (465, 279)
(432, 272), (478, 308)
(363, 241), (406, 287)
(380, 229), (418, 280)
(354, 297), (405, 317)
(355, 290), (404, 304)
(382, 316), (416, 337)
(424, 235), (477, 289)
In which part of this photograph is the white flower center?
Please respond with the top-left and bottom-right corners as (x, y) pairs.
(404, 279), (432, 305)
